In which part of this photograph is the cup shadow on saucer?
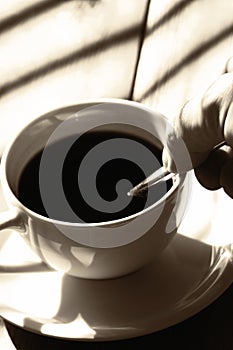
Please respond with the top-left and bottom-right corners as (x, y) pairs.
(4, 231), (232, 349)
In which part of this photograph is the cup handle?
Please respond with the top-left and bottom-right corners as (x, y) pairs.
(0, 208), (49, 273)
(0, 208), (25, 233)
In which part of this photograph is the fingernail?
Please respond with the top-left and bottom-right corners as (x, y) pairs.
(162, 147), (177, 173)
(225, 57), (233, 73)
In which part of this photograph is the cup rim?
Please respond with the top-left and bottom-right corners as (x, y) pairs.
(1, 98), (182, 228)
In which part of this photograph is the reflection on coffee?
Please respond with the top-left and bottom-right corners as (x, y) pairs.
(18, 130), (172, 223)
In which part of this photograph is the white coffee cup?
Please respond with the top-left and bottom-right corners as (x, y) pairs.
(0, 99), (190, 279)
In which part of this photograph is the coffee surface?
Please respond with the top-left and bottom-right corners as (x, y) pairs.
(18, 130), (172, 223)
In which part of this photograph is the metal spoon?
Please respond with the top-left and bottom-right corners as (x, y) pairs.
(127, 167), (176, 197)
(128, 141), (227, 197)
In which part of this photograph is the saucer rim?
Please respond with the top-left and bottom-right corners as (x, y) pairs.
(1, 246), (233, 342)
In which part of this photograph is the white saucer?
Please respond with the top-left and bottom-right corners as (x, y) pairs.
(0, 173), (233, 341)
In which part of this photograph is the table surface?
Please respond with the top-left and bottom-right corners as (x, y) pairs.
(1, 281), (233, 350)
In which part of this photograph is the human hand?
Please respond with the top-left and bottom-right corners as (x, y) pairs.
(162, 57), (233, 198)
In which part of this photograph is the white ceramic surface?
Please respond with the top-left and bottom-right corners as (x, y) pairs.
(0, 173), (233, 341)
(0, 100), (189, 279)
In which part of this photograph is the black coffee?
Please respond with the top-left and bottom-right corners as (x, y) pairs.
(18, 129), (172, 223)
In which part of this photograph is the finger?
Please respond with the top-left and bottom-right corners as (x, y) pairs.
(176, 96), (220, 166)
(162, 147), (176, 173)
(220, 158), (233, 198)
(162, 93), (223, 173)
(162, 135), (193, 173)
(225, 56), (233, 73)
(195, 145), (233, 190)
(223, 102), (233, 148)
(176, 73), (233, 167)
(162, 95), (211, 173)
(163, 70), (233, 174)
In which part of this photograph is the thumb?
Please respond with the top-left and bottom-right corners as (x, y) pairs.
(163, 71), (233, 173)
(162, 95), (210, 173)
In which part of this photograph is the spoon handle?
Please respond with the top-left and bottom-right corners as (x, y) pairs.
(127, 167), (175, 196)
(128, 141), (227, 197)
